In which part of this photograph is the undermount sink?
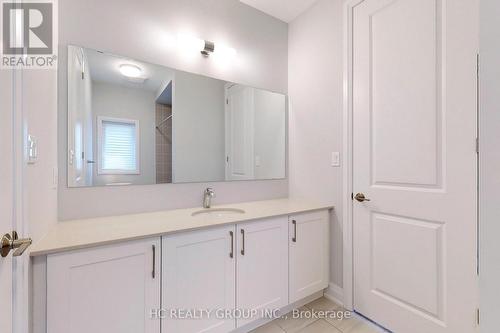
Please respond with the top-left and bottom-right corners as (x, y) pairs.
(191, 208), (246, 217)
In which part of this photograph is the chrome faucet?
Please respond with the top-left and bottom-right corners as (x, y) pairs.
(203, 188), (215, 208)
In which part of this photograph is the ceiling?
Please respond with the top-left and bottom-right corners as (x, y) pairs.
(85, 48), (174, 94)
(239, 0), (319, 23)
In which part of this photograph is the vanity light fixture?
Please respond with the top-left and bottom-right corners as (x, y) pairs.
(201, 40), (215, 57)
(119, 64), (143, 78)
(177, 34), (236, 58)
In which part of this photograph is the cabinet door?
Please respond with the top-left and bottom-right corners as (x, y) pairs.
(289, 210), (329, 303)
(47, 238), (161, 333)
(162, 225), (236, 333)
(236, 217), (288, 328)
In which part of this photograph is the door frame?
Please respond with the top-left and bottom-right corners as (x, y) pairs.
(341, 0), (364, 312)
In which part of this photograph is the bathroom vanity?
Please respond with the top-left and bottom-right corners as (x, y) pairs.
(31, 199), (332, 333)
(34, 42), (331, 333)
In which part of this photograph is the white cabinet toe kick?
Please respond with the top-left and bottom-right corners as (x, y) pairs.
(45, 209), (331, 333)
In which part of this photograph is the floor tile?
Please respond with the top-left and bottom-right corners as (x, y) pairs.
(324, 310), (362, 332)
(345, 321), (386, 333)
(305, 297), (341, 312)
(250, 321), (286, 333)
(275, 307), (318, 333)
(296, 319), (342, 333)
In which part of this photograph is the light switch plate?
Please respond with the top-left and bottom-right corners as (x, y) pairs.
(255, 155), (261, 167)
(331, 152), (340, 167)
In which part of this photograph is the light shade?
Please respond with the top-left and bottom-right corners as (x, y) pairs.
(119, 64), (142, 78)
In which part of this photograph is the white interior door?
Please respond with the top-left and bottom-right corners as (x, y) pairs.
(1, 68), (30, 333)
(67, 46), (87, 187)
(351, 0), (478, 332)
(225, 85), (255, 180)
(0, 67), (14, 333)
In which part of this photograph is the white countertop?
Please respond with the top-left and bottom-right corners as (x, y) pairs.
(30, 198), (334, 256)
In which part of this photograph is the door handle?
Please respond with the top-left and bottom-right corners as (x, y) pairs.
(240, 229), (245, 256)
(354, 193), (371, 202)
(1, 231), (32, 257)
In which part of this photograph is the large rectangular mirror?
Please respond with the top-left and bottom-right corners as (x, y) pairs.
(67, 45), (287, 187)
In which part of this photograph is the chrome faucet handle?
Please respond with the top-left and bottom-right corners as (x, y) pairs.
(203, 188), (216, 209)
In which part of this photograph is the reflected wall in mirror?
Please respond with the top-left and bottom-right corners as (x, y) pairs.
(67, 45), (287, 187)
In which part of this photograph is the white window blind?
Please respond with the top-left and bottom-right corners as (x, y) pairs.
(99, 118), (139, 174)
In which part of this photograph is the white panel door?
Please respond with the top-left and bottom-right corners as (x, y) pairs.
(47, 238), (161, 333)
(162, 225), (236, 333)
(289, 211), (329, 303)
(67, 45), (94, 187)
(352, 0), (478, 332)
(236, 217), (288, 327)
(225, 85), (255, 180)
(0, 68), (14, 333)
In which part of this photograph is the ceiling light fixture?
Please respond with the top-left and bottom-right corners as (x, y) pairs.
(119, 64), (142, 78)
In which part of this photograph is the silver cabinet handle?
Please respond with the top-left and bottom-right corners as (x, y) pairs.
(152, 245), (156, 279)
(229, 231), (234, 258)
(292, 220), (297, 243)
(240, 229), (245, 256)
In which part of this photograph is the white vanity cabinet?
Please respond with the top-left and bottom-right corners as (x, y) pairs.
(47, 238), (161, 333)
(162, 225), (237, 333)
(41, 203), (332, 333)
(289, 210), (330, 302)
(236, 217), (288, 327)
(162, 216), (289, 332)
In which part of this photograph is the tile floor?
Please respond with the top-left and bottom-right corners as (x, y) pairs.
(250, 297), (387, 333)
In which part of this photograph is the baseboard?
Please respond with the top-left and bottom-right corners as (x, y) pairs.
(323, 283), (344, 307)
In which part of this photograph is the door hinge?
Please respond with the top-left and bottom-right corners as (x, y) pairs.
(476, 138), (479, 154)
(476, 308), (480, 326)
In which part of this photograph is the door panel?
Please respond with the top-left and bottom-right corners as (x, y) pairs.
(352, 0), (478, 332)
(47, 239), (161, 333)
(236, 217), (288, 327)
(370, 0), (441, 188)
(0, 68), (14, 333)
(162, 226), (236, 333)
(225, 85), (255, 180)
(289, 211), (329, 303)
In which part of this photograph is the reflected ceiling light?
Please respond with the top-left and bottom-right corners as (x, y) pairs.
(119, 64), (142, 78)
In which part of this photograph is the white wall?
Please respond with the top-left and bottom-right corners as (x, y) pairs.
(172, 71), (226, 183)
(288, 0), (344, 290)
(58, 0), (289, 220)
(91, 82), (156, 186)
(480, 0), (500, 330)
